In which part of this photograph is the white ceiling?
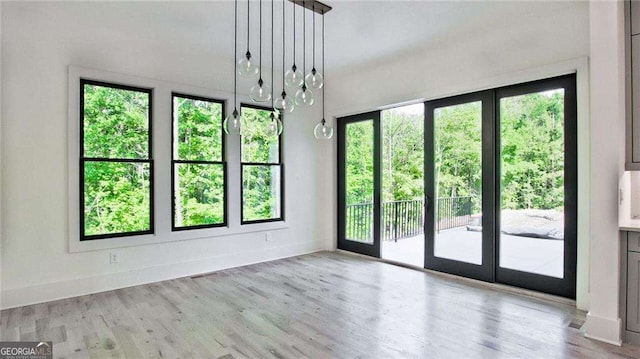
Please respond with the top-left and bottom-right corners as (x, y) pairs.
(15, 1), (587, 75)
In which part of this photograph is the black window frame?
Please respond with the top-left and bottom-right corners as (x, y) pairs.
(79, 78), (155, 241)
(171, 92), (228, 231)
(240, 103), (285, 225)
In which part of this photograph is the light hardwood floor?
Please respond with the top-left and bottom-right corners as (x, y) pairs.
(1, 251), (639, 358)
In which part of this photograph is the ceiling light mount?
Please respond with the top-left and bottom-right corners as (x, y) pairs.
(288, 0), (332, 15)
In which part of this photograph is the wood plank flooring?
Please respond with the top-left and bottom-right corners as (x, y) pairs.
(2, 251), (640, 358)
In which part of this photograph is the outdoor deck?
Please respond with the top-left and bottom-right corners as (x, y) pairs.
(381, 227), (564, 278)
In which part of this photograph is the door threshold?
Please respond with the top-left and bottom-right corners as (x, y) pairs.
(335, 249), (576, 307)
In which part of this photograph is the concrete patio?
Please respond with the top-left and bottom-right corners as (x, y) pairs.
(381, 227), (564, 278)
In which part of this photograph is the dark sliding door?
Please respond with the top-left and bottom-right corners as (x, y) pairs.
(337, 111), (382, 257)
(424, 91), (495, 282)
(337, 74), (577, 299)
(494, 75), (577, 298)
(423, 74), (577, 298)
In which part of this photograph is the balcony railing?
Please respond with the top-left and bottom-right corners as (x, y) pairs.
(346, 196), (476, 242)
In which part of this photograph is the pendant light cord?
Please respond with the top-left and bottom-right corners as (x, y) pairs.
(302, 1), (306, 79)
(321, 9), (325, 123)
(271, 0), (274, 108)
(282, 0), (285, 91)
(234, 0), (238, 110)
(259, 0), (263, 79)
(246, 0), (250, 53)
(312, 5), (315, 69)
(292, 0), (296, 65)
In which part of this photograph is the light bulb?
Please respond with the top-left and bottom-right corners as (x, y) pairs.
(238, 51), (259, 77)
(314, 119), (334, 140)
(223, 109), (242, 135)
(267, 112), (284, 137)
(250, 78), (272, 103)
(284, 64), (304, 87)
(305, 68), (324, 89)
(274, 91), (295, 113)
(295, 85), (314, 106)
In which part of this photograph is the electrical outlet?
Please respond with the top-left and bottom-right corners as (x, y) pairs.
(109, 251), (120, 264)
(265, 232), (272, 242)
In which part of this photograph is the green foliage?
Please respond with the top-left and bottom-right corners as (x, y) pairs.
(382, 110), (424, 202)
(241, 106), (282, 221)
(83, 84), (149, 159)
(173, 96), (225, 227)
(500, 90), (565, 210)
(175, 97), (222, 162)
(242, 165), (281, 222)
(83, 84), (151, 236)
(241, 107), (279, 163)
(434, 101), (483, 213)
(345, 121), (374, 205)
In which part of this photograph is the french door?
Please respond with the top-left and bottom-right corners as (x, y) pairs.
(337, 111), (381, 257)
(337, 74), (577, 299)
(424, 91), (495, 282)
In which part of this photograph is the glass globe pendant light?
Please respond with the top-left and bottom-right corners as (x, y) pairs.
(274, 0), (295, 113)
(295, 6), (314, 106)
(269, 110), (284, 137)
(305, 6), (323, 90)
(237, 0), (259, 77)
(249, 0), (272, 103)
(314, 119), (333, 140)
(275, 91), (295, 113)
(314, 10), (333, 140)
(224, 0), (243, 135)
(295, 84), (314, 106)
(284, 1), (303, 88)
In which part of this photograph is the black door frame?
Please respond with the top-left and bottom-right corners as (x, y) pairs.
(335, 74), (577, 299)
(337, 111), (382, 258)
(424, 90), (496, 282)
(494, 74), (577, 299)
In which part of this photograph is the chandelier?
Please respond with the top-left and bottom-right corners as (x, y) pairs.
(225, 0), (333, 140)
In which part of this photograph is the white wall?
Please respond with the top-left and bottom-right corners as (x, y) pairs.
(322, 1), (592, 308)
(584, 1), (626, 346)
(0, 2), (330, 309)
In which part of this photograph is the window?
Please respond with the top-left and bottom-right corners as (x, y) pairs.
(172, 93), (226, 230)
(80, 79), (153, 240)
(241, 105), (284, 224)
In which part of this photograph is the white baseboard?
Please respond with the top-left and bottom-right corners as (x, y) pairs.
(1, 241), (324, 310)
(585, 312), (622, 346)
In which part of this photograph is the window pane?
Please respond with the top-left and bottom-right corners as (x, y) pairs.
(242, 165), (282, 222)
(241, 107), (280, 163)
(174, 96), (223, 162)
(434, 101), (483, 265)
(499, 89), (565, 278)
(83, 161), (151, 236)
(83, 83), (150, 159)
(174, 163), (224, 227)
(345, 120), (374, 243)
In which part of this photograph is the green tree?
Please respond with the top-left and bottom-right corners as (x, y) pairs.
(83, 84), (151, 236)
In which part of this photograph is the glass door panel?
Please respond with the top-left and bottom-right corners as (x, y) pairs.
(499, 90), (565, 278)
(345, 121), (375, 244)
(338, 111), (381, 258)
(495, 75), (577, 299)
(433, 101), (483, 265)
(425, 91), (494, 282)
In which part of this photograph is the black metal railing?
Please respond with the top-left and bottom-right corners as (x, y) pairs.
(345, 202), (375, 242)
(346, 196), (477, 242)
(436, 196), (473, 232)
(382, 200), (424, 242)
